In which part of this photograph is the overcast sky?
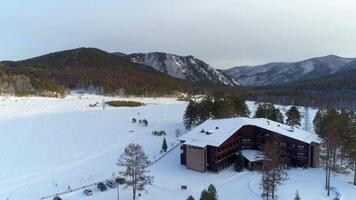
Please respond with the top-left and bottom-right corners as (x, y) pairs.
(1, 0), (356, 68)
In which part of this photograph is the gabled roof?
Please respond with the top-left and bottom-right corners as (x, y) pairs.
(179, 117), (321, 148)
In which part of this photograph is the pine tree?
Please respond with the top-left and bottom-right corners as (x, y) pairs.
(207, 184), (218, 200)
(255, 103), (284, 123)
(286, 106), (301, 127)
(117, 144), (153, 200)
(183, 100), (198, 129)
(313, 109), (325, 135)
(213, 98), (235, 119)
(198, 95), (214, 123)
(199, 189), (210, 200)
(294, 190), (301, 200)
(162, 137), (168, 152)
(187, 195), (195, 200)
(231, 96), (250, 117)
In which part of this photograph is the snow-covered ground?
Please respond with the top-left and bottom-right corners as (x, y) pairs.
(0, 94), (354, 200)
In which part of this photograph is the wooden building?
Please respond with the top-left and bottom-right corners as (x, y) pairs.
(179, 117), (321, 173)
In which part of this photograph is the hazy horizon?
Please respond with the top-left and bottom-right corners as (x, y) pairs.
(1, 0), (356, 68)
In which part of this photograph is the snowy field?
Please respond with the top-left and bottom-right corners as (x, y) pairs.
(0, 94), (354, 200)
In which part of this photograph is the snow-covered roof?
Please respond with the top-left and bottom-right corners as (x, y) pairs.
(240, 150), (264, 162)
(179, 117), (321, 147)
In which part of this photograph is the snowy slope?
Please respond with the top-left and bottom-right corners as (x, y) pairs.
(0, 95), (354, 200)
(224, 55), (355, 86)
(127, 52), (239, 86)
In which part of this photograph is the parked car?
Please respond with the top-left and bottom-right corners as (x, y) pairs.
(97, 182), (107, 191)
(106, 180), (118, 188)
(115, 177), (125, 184)
(83, 189), (93, 196)
(53, 196), (62, 200)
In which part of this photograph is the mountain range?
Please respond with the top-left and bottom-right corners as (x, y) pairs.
(0, 48), (234, 97)
(223, 55), (356, 87)
(0, 47), (355, 99)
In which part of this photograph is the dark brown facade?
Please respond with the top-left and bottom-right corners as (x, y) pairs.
(180, 125), (320, 173)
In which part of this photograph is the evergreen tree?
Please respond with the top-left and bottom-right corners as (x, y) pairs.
(318, 109), (342, 196)
(162, 137), (168, 152)
(255, 103), (284, 123)
(294, 190), (301, 200)
(197, 96), (214, 123)
(231, 96), (250, 117)
(200, 189), (210, 200)
(213, 98), (235, 119)
(271, 108), (284, 124)
(183, 100), (198, 129)
(207, 184), (218, 200)
(286, 106), (301, 127)
(255, 103), (270, 119)
(187, 195), (195, 200)
(313, 109), (325, 135)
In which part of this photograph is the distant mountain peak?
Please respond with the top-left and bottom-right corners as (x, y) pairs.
(126, 52), (239, 86)
(224, 55), (355, 86)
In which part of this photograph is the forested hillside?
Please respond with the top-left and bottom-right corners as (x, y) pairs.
(0, 48), (225, 97)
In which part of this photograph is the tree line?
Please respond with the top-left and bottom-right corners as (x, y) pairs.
(183, 95), (250, 129)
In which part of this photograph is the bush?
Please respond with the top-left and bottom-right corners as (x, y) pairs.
(152, 130), (166, 136)
(132, 118), (137, 123)
(106, 100), (144, 107)
(142, 119), (148, 126)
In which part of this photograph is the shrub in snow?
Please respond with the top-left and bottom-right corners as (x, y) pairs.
(152, 130), (166, 136)
(142, 119), (148, 126)
(132, 118), (137, 123)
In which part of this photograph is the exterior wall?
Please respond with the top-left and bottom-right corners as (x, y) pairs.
(186, 145), (207, 172)
(214, 132), (239, 172)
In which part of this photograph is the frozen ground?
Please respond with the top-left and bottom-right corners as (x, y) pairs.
(0, 94), (354, 200)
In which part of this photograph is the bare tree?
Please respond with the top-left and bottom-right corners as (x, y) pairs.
(260, 137), (288, 200)
(117, 144), (153, 200)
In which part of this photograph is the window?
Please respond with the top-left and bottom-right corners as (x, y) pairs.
(298, 152), (304, 157)
(242, 138), (252, 143)
(280, 142), (287, 147)
(242, 145), (251, 149)
(298, 145), (305, 149)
